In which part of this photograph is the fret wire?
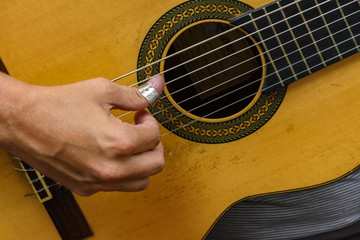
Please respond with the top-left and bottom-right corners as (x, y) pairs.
(111, 0), (301, 83)
(160, 0), (336, 91)
(135, 0), (353, 89)
(153, 8), (360, 116)
(336, 0), (360, 51)
(117, 10), (360, 122)
(161, 38), (359, 137)
(315, 0), (343, 59)
(158, 24), (359, 129)
(277, 1), (313, 74)
(248, 12), (285, 86)
(113, 0), (336, 85)
(154, 0), (356, 93)
(296, 1), (328, 67)
(264, 7), (298, 80)
(116, 1), (359, 121)
(156, 10), (360, 117)
(117, 1), (358, 91)
(117, 0), (358, 120)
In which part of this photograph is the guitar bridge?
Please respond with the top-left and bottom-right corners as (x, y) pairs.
(18, 161), (53, 203)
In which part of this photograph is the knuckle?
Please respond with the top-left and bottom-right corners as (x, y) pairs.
(145, 128), (161, 150)
(118, 138), (137, 155)
(113, 139), (136, 156)
(92, 164), (127, 182)
(130, 87), (148, 106)
(100, 133), (136, 157)
(132, 178), (150, 191)
(91, 77), (115, 94)
(71, 185), (96, 197)
(153, 131), (161, 145)
(154, 156), (165, 174)
(94, 77), (111, 86)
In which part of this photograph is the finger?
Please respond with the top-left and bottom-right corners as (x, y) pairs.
(71, 178), (152, 196)
(85, 144), (164, 193)
(107, 75), (164, 111)
(117, 110), (161, 155)
(113, 178), (151, 192)
(119, 142), (164, 179)
(95, 178), (151, 193)
(100, 142), (164, 182)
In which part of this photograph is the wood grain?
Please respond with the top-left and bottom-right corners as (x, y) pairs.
(0, 0), (359, 239)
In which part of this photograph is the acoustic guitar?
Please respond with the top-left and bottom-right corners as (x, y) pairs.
(0, 0), (359, 239)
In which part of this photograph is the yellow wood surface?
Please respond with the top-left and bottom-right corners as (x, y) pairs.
(0, 0), (359, 239)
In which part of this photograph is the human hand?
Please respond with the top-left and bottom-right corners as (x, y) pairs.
(0, 73), (165, 196)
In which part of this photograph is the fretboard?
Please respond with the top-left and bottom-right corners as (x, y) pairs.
(231, 0), (360, 91)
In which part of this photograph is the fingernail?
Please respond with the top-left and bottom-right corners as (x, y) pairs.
(147, 75), (160, 90)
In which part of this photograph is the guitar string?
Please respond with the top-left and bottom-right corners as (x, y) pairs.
(153, 0), (357, 89)
(152, 6), (358, 112)
(10, 2), (358, 194)
(123, 20), (359, 130)
(8, 157), (35, 172)
(115, 0), (357, 120)
(7, 163), (35, 172)
(35, 183), (61, 194)
(111, 0), (333, 84)
(162, 38), (359, 137)
(8, 156), (60, 194)
(159, 26), (359, 132)
(26, 174), (47, 184)
(117, 6), (359, 123)
(24, 183), (62, 197)
(7, 158), (59, 196)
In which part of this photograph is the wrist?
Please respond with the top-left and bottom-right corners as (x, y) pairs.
(0, 72), (35, 148)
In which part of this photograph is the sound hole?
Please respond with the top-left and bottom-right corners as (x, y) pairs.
(164, 22), (262, 119)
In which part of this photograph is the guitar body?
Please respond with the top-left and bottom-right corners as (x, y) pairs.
(0, 0), (359, 239)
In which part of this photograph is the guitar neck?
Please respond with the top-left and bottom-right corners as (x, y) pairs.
(231, 0), (360, 91)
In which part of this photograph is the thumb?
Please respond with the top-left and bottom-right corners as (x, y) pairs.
(108, 75), (164, 111)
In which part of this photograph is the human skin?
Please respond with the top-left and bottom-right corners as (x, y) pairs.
(0, 72), (165, 196)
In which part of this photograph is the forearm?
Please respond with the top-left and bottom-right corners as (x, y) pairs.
(0, 73), (165, 195)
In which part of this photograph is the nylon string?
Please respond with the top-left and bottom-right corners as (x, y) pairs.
(113, 0), (332, 86)
(163, 37), (359, 136)
(111, 0), (359, 137)
(116, 0), (356, 120)
(152, 10), (360, 125)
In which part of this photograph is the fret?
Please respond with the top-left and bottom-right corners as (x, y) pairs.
(229, 13), (287, 91)
(295, 0), (328, 68)
(230, 0), (360, 91)
(249, 9), (287, 88)
(298, 0), (335, 66)
(268, 0), (312, 80)
(315, 0), (343, 59)
(264, 7), (299, 81)
(341, 0), (360, 48)
(318, 0), (358, 59)
(281, 0), (326, 73)
(252, 4), (303, 89)
(336, 0), (360, 52)
(299, 0), (342, 65)
(277, 1), (313, 76)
